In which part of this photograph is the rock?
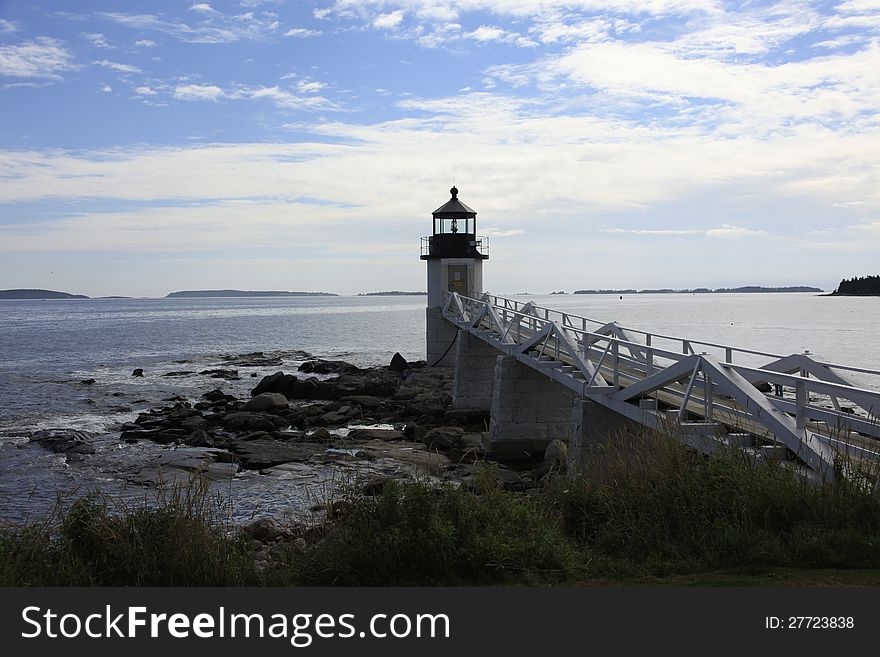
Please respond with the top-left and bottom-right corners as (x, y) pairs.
(309, 427), (333, 441)
(252, 369), (401, 401)
(220, 352), (284, 367)
(423, 426), (464, 450)
(80, 378), (96, 385)
(544, 439), (568, 467)
(180, 415), (208, 432)
(202, 388), (237, 403)
(30, 429), (95, 455)
(228, 437), (323, 469)
(298, 359), (360, 375)
(188, 429), (214, 447)
(132, 368), (144, 377)
(347, 428), (406, 441)
(200, 369), (240, 380)
(360, 475), (392, 496)
(389, 352), (408, 372)
(162, 371), (195, 377)
(223, 412), (287, 433)
(340, 395), (383, 409)
(242, 518), (291, 542)
(243, 392), (289, 413)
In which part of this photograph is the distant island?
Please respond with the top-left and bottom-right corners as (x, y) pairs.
(166, 290), (337, 298)
(830, 275), (880, 296)
(573, 286), (822, 295)
(0, 289), (88, 300)
(357, 291), (427, 296)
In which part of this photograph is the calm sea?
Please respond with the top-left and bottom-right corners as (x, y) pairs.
(1, 292), (878, 522)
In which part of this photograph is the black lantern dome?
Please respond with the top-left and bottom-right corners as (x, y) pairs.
(420, 187), (489, 260)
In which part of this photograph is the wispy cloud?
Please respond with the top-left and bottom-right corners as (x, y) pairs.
(97, 9), (279, 44)
(285, 27), (322, 38)
(82, 32), (114, 48)
(93, 59), (141, 73)
(0, 37), (76, 79)
(173, 83), (225, 101)
(134, 39), (158, 47)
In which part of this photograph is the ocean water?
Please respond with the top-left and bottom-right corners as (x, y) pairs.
(1, 292), (878, 523)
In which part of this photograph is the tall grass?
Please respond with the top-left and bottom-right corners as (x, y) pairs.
(555, 432), (880, 576)
(3, 432), (880, 586)
(0, 479), (256, 586)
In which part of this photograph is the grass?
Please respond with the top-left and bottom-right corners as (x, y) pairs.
(2, 432), (879, 586)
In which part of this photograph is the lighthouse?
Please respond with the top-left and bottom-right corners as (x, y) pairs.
(421, 186), (489, 366)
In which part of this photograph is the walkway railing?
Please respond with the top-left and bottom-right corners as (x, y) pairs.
(442, 291), (880, 481)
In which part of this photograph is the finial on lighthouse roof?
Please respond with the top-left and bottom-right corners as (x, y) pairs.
(450, 185), (458, 198)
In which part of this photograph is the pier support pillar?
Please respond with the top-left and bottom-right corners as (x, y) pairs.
(488, 355), (574, 460)
(569, 399), (643, 470)
(426, 307), (458, 367)
(452, 331), (497, 410)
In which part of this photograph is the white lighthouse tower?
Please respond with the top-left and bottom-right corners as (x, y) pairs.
(421, 186), (489, 366)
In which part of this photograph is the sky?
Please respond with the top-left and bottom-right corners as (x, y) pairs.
(1, 0), (879, 297)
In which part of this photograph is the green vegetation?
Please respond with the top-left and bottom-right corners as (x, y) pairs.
(833, 275), (880, 296)
(3, 434), (879, 586)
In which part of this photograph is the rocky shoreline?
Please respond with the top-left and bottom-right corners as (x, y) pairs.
(26, 353), (563, 522)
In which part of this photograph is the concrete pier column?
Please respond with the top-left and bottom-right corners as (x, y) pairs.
(426, 307), (459, 367)
(452, 331), (498, 410)
(569, 398), (640, 469)
(488, 355), (574, 460)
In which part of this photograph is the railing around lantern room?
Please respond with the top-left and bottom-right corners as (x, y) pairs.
(420, 234), (489, 258)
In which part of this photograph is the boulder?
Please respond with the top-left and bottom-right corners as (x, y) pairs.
(298, 359), (360, 375)
(221, 352), (284, 367)
(423, 426), (464, 450)
(544, 439), (568, 467)
(188, 429), (214, 447)
(162, 371), (195, 377)
(202, 388), (237, 404)
(222, 412), (286, 433)
(243, 392), (289, 412)
(199, 369), (240, 380)
(131, 368), (144, 377)
(30, 429), (95, 455)
(228, 437), (322, 469)
(80, 378), (96, 385)
(389, 352), (408, 372)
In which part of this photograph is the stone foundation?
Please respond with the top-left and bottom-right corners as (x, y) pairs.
(488, 355), (574, 460)
(452, 330), (497, 410)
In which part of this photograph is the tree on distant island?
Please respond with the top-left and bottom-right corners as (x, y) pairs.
(832, 275), (880, 296)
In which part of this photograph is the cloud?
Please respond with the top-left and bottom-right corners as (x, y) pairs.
(134, 86), (158, 95)
(0, 19), (17, 33)
(82, 32), (113, 49)
(249, 85), (336, 109)
(373, 10), (405, 30)
(705, 225), (768, 239)
(135, 39), (158, 47)
(173, 83), (225, 101)
(93, 59), (141, 73)
(98, 10), (278, 44)
(297, 80), (326, 93)
(189, 3), (217, 13)
(100, 85), (112, 93)
(285, 27), (322, 37)
(0, 37), (75, 79)
(482, 227), (525, 237)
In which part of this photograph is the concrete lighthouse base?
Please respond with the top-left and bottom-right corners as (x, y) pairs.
(426, 307), (458, 367)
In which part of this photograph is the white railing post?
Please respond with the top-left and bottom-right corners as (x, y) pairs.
(795, 379), (807, 433)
